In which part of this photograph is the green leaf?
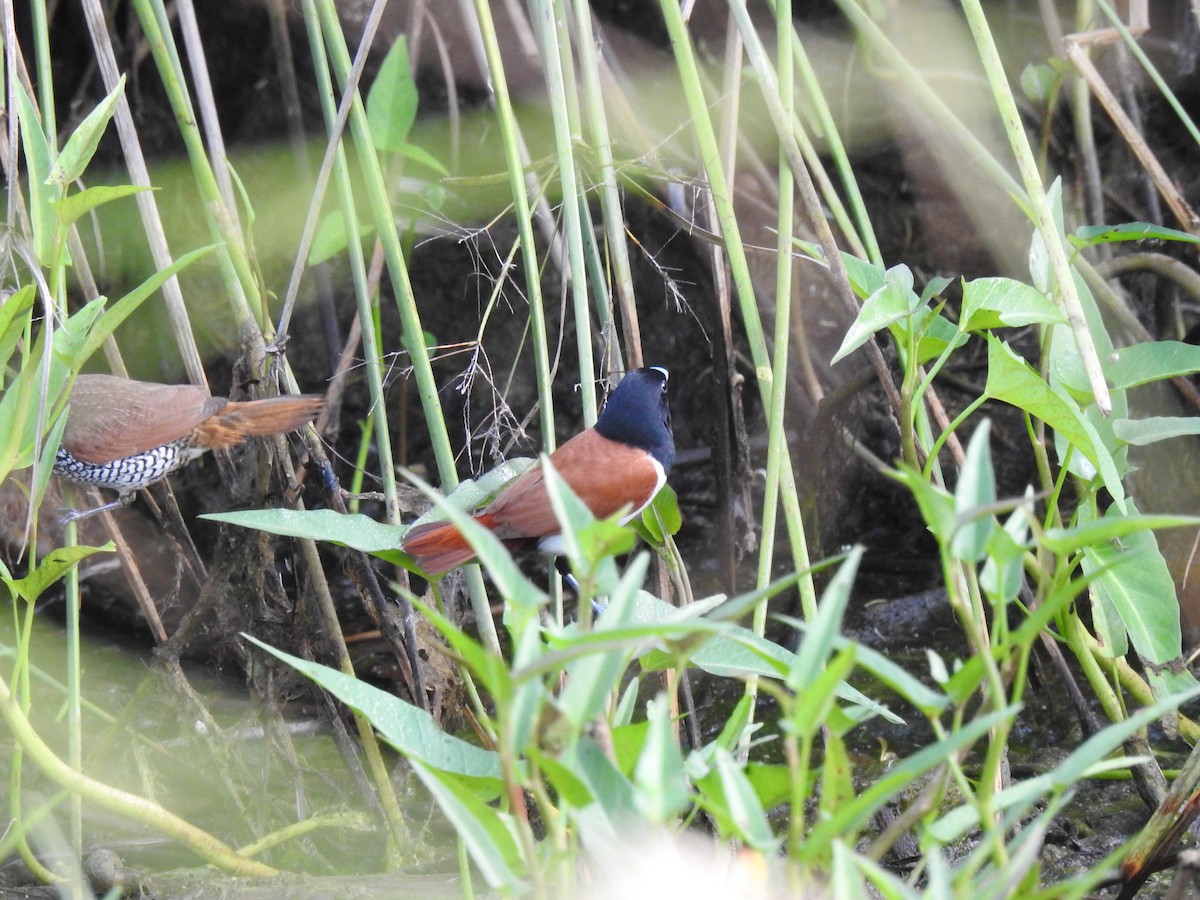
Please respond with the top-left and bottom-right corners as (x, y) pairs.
(951, 420), (997, 563)
(984, 336), (1125, 505)
(406, 459), (536, 530)
(960, 277), (1065, 331)
(1042, 514), (1200, 556)
(204, 508), (405, 552)
(1106, 341), (1200, 391)
(6, 545), (113, 602)
(1114, 416), (1200, 446)
(367, 36), (418, 152)
(832, 264), (922, 364)
(1020, 62), (1060, 105)
(0, 285), (35, 373)
(51, 184), (151, 231)
(980, 503), (1031, 604)
(632, 696), (690, 821)
(395, 143), (450, 177)
(244, 636), (503, 783)
(47, 75), (125, 185)
(1071, 222), (1200, 249)
(1079, 509), (1189, 673)
(793, 240), (884, 298)
(15, 81), (62, 266)
(637, 483), (681, 542)
(558, 556), (650, 726)
(712, 748), (777, 851)
(788, 548), (861, 692)
(573, 738), (637, 834)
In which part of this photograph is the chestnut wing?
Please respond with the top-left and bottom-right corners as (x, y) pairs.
(62, 375), (226, 464)
(486, 429), (663, 538)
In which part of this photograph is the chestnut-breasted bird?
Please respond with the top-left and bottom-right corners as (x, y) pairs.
(53, 374), (323, 520)
(403, 366), (674, 574)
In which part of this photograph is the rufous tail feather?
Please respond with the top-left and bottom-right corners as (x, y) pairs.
(403, 513), (498, 574)
(194, 395), (323, 448)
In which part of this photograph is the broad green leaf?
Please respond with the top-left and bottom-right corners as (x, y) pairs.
(205, 508), (404, 552)
(51, 184), (150, 231)
(1114, 416), (1200, 446)
(712, 748), (776, 851)
(1042, 514), (1200, 556)
(395, 143), (450, 176)
(960, 277), (1065, 331)
(832, 264), (922, 364)
(1072, 222), (1200, 249)
(405, 458), (536, 530)
(632, 696), (689, 821)
(637, 483), (681, 542)
(950, 420), (996, 563)
(0, 286), (35, 372)
(367, 36), (418, 152)
(1080, 511), (1190, 676)
(889, 466), (955, 544)
(528, 747), (593, 808)
(1106, 341), (1200, 391)
(16, 82), (62, 265)
(912, 311), (965, 365)
(572, 737), (637, 838)
(984, 336), (1125, 505)
(47, 75), (125, 185)
(793, 240), (884, 297)
(6, 545), (113, 602)
(788, 548), (861, 691)
(244, 636), (503, 783)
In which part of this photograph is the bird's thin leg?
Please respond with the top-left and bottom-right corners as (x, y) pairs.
(59, 490), (134, 525)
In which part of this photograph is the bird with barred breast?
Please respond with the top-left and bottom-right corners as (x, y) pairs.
(52, 374), (323, 521)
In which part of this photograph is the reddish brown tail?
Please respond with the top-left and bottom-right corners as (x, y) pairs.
(194, 395), (323, 449)
(403, 514), (498, 575)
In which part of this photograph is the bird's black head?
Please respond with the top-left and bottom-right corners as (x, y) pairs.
(595, 366), (674, 473)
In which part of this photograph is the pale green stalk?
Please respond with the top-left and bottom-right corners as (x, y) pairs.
(298, 2), (410, 859)
(310, 0), (500, 650)
(570, 0), (643, 365)
(531, 0), (597, 422)
(660, 0), (814, 614)
(771, 0), (880, 265)
(300, 0), (399, 523)
(130, 0), (263, 327)
(960, 0), (1111, 416)
(29, 1), (54, 140)
(471, 0), (555, 446)
(1094, 0), (1200, 149)
(307, 0), (454, 481)
(64, 525), (82, 862)
(80, 0), (206, 385)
